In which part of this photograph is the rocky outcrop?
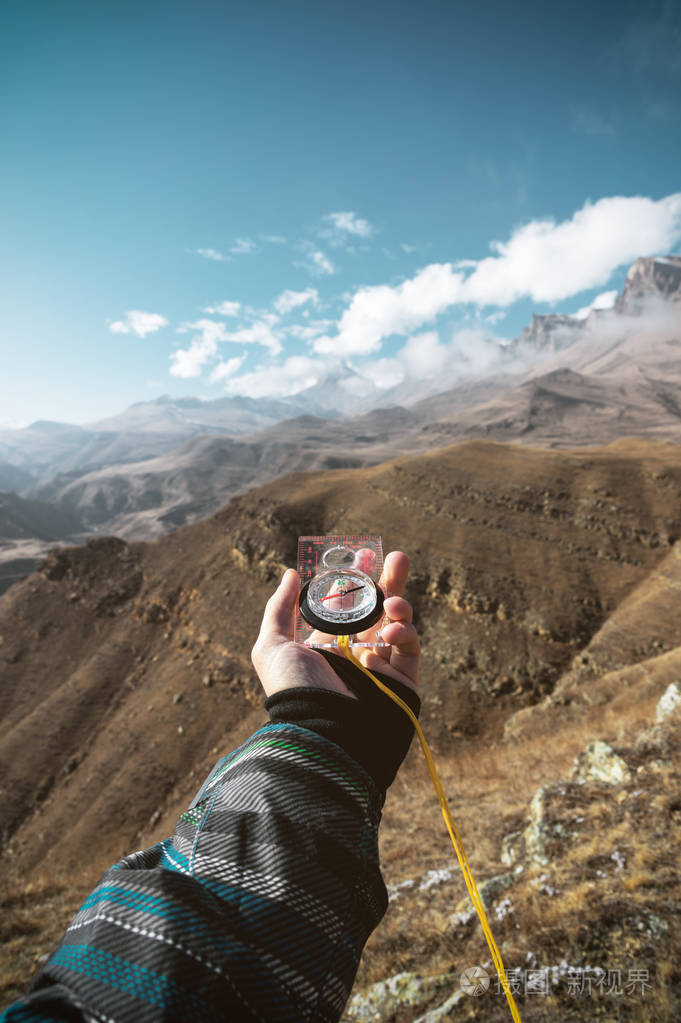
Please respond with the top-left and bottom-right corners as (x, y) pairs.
(343, 971), (459, 1021)
(514, 313), (584, 354)
(656, 681), (681, 722)
(572, 740), (632, 786)
(615, 255), (681, 314)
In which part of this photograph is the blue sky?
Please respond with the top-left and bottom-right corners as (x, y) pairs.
(1, 0), (680, 426)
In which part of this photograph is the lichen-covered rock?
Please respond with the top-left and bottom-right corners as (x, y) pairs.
(500, 829), (526, 867)
(413, 984), (467, 1022)
(478, 872), (514, 909)
(572, 740), (631, 786)
(523, 786), (554, 865)
(656, 681), (681, 722)
(343, 971), (457, 1022)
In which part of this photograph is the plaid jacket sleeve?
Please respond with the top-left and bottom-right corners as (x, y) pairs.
(2, 722), (388, 1023)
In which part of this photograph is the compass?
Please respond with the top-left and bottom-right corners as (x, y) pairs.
(299, 566), (385, 635)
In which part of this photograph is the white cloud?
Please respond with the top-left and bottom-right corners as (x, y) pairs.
(358, 327), (501, 390)
(358, 356), (408, 390)
(209, 356), (245, 383)
(202, 301), (241, 316)
(223, 355), (326, 399)
(313, 262), (463, 355)
(261, 234), (287, 244)
(222, 320), (283, 356)
(400, 331), (451, 377)
(318, 212), (375, 254)
(464, 193), (681, 305)
(285, 319), (333, 340)
(229, 238), (256, 255)
(572, 289), (619, 320)
(312, 250), (335, 274)
(175, 316), (281, 356)
(449, 327), (505, 377)
(176, 319), (230, 345)
(359, 333), (451, 387)
(274, 287), (319, 315)
(295, 245), (336, 277)
(169, 319), (229, 377)
(169, 308), (283, 379)
(0, 415), (30, 430)
(109, 310), (168, 338)
(195, 248), (227, 262)
(313, 192), (681, 355)
(323, 211), (374, 238)
(170, 338), (217, 378)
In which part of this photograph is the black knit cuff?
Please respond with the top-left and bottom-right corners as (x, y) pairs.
(264, 652), (420, 792)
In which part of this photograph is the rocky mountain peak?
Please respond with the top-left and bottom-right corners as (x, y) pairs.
(615, 254), (681, 314)
(515, 313), (584, 353)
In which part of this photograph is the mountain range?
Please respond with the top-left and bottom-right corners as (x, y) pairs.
(1, 254), (680, 594)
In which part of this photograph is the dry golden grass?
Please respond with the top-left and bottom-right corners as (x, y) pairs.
(0, 875), (91, 1010)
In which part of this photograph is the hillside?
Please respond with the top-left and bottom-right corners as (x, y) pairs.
(2, 438), (681, 1018)
(0, 493), (85, 596)
(0, 491), (84, 543)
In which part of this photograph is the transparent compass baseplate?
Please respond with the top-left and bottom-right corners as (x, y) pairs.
(295, 534), (391, 649)
(297, 625), (390, 650)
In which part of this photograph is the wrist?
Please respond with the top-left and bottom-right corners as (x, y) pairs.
(264, 658), (420, 792)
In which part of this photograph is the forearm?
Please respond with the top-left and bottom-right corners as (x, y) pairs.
(6, 723), (388, 1023)
(4, 655), (420, 1023)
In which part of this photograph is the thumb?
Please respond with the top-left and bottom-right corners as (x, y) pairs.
(256, 569), (300, 647)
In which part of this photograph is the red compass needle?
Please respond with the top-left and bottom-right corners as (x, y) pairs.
(319, 585), (364, 601)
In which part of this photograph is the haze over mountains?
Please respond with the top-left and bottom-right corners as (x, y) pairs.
(1, 255), (680, 592)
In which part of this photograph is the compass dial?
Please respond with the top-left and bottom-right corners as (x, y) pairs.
(299, 567), (384, 635)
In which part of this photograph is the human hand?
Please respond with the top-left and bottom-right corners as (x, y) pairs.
(251, 551), (420, 699)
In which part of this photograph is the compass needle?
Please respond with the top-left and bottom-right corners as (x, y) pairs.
(319, 585), (364, 601)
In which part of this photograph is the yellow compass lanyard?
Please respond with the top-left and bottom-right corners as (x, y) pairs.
(338, 635), (522, 1023)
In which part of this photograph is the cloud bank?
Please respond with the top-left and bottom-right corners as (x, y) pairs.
(166, 191), (681, 401)
(313, 193), (681, 356)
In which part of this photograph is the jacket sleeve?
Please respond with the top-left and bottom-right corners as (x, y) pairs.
(1, 723), (388, 1023)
